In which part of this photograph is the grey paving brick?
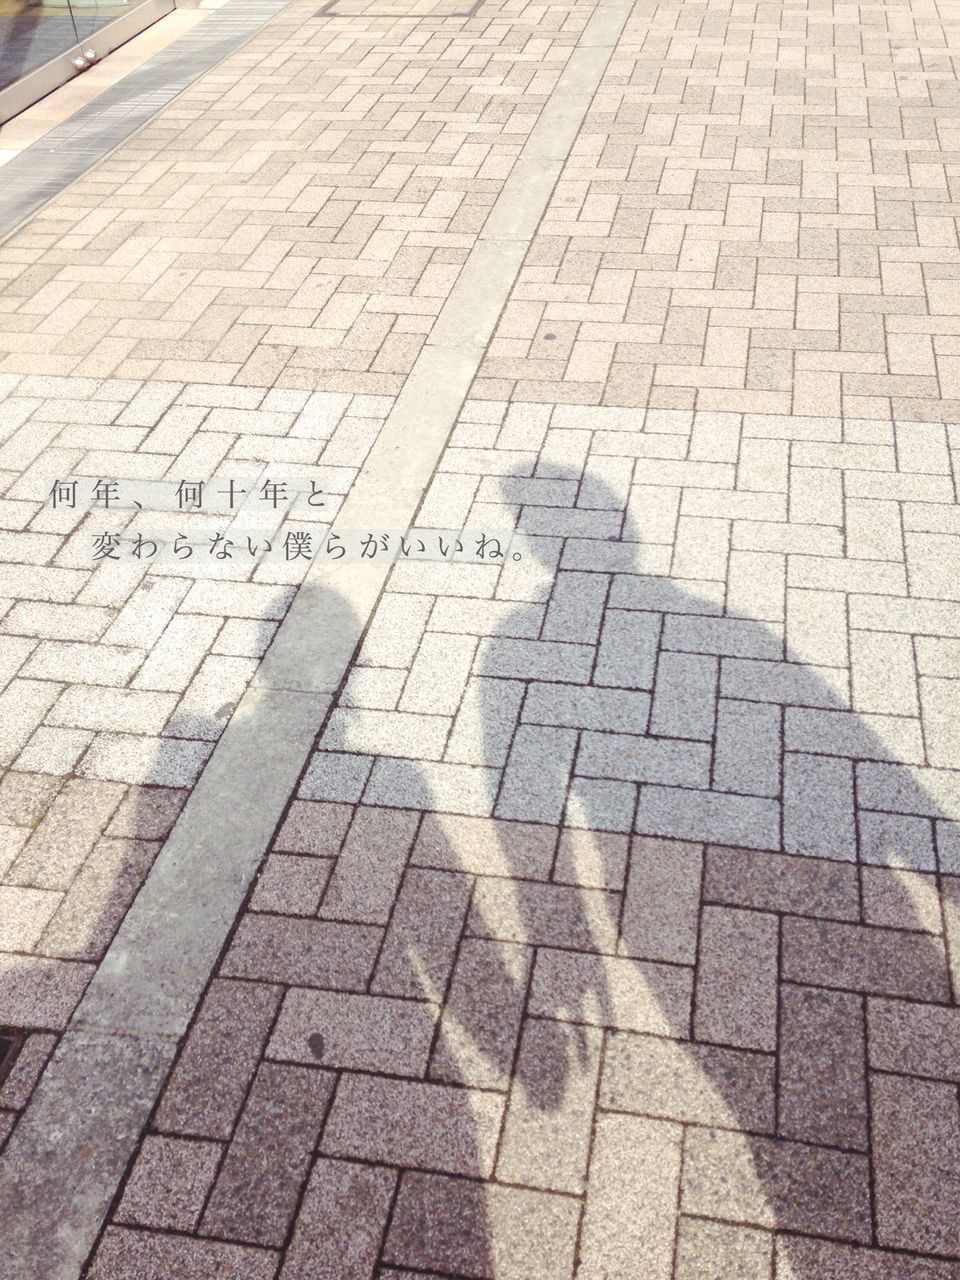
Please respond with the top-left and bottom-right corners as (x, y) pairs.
(542, 570), (608, 643)
(269, 987), (437, 1076)
(413, 814), (555, 880)
(601, 1032), (775, 1132)
(444, 676), (525, 766)
(522, 682), (649, 733)
(649, 650), (718, 741)
(872, 1073), (960, 1257)
(476, 636), (594, 683)
(200, 1062), (333, 1247)
(594, 608), (660, 688)
(783, 752), (856, 860)
(579, 731), (710, 787)
(321, 708), (449, 761)
(663, 614), (782, 660)
(636, 785), (781, 850)
(399, 632), (476, 715)
(496, 725), (578, 823)
(320, 806), (419, 925)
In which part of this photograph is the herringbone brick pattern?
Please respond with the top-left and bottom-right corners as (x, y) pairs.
(0, 0), (958, 1266)
(0, 0), (587, 394)
(304, 400), (960, 872)
(89, 396), (960, 1277)
(472, 0), (960, 422)
(94, 808), (959, 1278)
(0, 373), (388, 1132)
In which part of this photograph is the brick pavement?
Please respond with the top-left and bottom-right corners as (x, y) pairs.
(1, 0), (960, 1271)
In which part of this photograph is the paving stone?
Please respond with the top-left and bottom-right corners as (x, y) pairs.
(468, 879), (620, 953)
(635, 785), (781, 850)
(384, 1171), (580, 1279)
(269, 987), (438, 1077)
(320, 805), (419, 925)
(675, 1218), (773, 1280)
(862, 866), (942, 933)
(496, 1018), (601, 1194)
(528, 949), (692, 1037)
(578, 1114), (681, 1280)
(0, 953), (91, 1029)
(201, 1062), (334, 1247)
(579, 731), (710, 788)
(617, 837), (701, 967)
(86, 1228), (278, 1280)
(115, 1135), (222, 1232)
(704, 844), (859, 919)
(321, 1074), (504, 1177)
(778, 985), (868, 1149)
(868, 998), (960, 1082)
(553, 828), (629, 890)
(682, 1128), (872, 1241)
(593, 609), (660, 688)
(249, 854), (331, 915)
(221, 915), (382, 991)
(154, 979), (282, 1140)
(601, 1031), (775, 1132)
(649, 650), (718, 741)
(782, 918), (950, 1001)
(413, 813), (555, 879)
(783, 752), (856, 861)
(776, 1236), (960, 1279)
(872, 1072), (960, 1257)
(694, 906), (778, 1051)
(496, 725), (578, 824)
(280, 1159), (396, 1280)
(371, 867), (472, 1000)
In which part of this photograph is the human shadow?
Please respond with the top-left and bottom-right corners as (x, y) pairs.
(390, 462), (959, 1279)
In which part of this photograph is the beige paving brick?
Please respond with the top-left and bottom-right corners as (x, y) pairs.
(601, 1031), (775, 1132)
(578, 1113), (681, 1280)
(675, 1218), (772, 1280)
(682, 1128), (872, 1242)
(694, 906), (778, 1051)
(280, 1159), (396, 1280)
(872, 1072), (960, 1257)
(385, 1170), (579, 1279)
(496, 1017), (601, 1194)
(321, 1074), (504, 1177)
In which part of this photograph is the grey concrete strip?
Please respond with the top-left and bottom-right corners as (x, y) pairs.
(0, 0), (637, 1273)
(0, 1031), (178, 1279)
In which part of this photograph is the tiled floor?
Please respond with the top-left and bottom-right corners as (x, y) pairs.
(1, 0), (960, 1272)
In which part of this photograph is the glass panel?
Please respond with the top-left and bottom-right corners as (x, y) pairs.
(68, 0), (138, 51)
(0, 0), (82, 91)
